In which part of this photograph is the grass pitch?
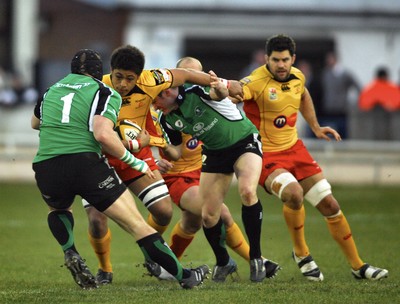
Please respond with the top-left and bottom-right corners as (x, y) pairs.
(0, 183), (399, 304)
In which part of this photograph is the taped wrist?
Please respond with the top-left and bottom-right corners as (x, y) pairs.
(120, 149), (149, 173)
(128, 139), (141, 152)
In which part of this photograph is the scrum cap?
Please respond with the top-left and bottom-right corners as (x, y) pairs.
(71, 49), (103, 80)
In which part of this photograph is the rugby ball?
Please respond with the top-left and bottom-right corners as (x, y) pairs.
(115, 119), (142, 141)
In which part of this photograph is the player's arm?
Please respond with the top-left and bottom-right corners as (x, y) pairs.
(209, 70), (229, 101)
(170, 68), (243, 100)
(300, 88), (341, 142)
(31, 115), (40, 130)
(93, 115), (155, 178)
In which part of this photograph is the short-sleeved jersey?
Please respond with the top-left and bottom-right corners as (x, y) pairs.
(33, 73), (121, 163)
(161, 84), (258, 150)
(102, 69), (173, 138)
(241, 65), (305, 152)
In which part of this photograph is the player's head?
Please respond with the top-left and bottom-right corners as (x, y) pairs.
(71, 49), (103, 80)
(265, 34), (296, 82)
(176, 57), (203, 71)
(110, 45), (145, 75)
(265, 34), (296, 57)
(109, 45), (145, 97)
(153, 87), (180, 115)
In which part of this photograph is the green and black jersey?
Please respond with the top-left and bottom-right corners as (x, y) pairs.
(33, 73), (121, 163)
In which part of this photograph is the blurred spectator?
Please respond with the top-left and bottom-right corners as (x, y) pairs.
(358, 66), (400, 111)
(0, 71), (38, 107)
(321, 52), (361, 139)
(239, 49), (266, 78)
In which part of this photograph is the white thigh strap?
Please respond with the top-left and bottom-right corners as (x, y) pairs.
(137, 180), (170, 209)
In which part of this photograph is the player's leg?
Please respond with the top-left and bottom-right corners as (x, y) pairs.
(33, 157), (97, 289)
(266, 169), (322, 281)
(220, 203), (250, 262)
(82, 201), (113, 284)
(235, 151), (271, 282)
(302, 174), (388, 280)
(170, 184), (202, 260)
(199, 172), (237, 282)
(103, 189), (208, 288)
(128, 170), (173, 234)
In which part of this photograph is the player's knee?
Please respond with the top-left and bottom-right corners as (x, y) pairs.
(304, 179), (332, 207)
(271, 172), (298, 200)
(149, 200), (173, 226)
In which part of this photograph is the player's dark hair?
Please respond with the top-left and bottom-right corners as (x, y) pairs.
(110, 45), (145, 76)
(265, 34), (296, 56)
(71, 49), (103, 80)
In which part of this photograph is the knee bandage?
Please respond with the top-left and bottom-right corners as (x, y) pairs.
(271, 172), (297, 199)
(138, 180), (170, 209)
(304, 179), (332, 207)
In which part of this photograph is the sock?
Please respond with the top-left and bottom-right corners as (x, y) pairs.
(169, 221), (195, 260)
(203, 218), (230, 266)
(226, 222), (250, 262)
(241, 201), (262, 259)
(325, 211), (364, 270)
(89, 228), (112, 272)
(47, 210), (77, 253)
(137, 232), (188, 280)
(147, 213), (169, 234)
(283, 204), (310, 257)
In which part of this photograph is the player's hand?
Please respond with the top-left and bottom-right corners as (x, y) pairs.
(137, 129), (150, 147)
(314, 126), (342, 142)
(156, 158), (173, 174)
(144, 167), (156, 179)
(227, 80), (243, 102)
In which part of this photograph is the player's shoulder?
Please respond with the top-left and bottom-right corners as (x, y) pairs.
(289, 66), (305, 82)
(240, 65), (270, 86)
(138, 69), (173, 87)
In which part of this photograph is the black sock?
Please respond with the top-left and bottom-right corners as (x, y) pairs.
(137, 233), (188, 280)
(47, 210), (78, 253)
(242, 200), (263, 259)
(203, 218), (230, 266)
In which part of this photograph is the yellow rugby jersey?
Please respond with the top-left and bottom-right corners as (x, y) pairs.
(102, 69), (173, 136)
(241, 65), (305, 152)
(151, 108), (202, 173)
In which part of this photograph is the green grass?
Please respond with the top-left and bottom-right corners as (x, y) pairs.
(0, 183), (399, 304)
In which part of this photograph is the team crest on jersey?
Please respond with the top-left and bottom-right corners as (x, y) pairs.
(151, 69), (171, 85)
(269, 88), (277, 101)
(186, 137), (200, 150)
(194, 106), (205, 116)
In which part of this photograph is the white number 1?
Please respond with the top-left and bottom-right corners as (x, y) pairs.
(61, 93), (74, 123)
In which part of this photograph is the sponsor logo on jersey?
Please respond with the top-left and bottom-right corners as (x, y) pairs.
(274, 112), (297, 128)
(186, 137), (200, 150)
(269, 88), (277, 101)
(281, 83), (290, 92)
(193, 122), (205, 132)
(274, 115), (286, 128)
